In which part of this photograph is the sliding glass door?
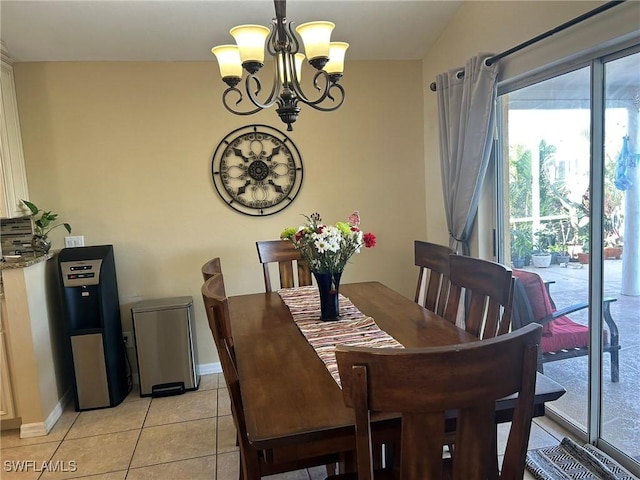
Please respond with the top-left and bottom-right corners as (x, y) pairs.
(497, 47), (639, 469)
(600, 51), (639, 458)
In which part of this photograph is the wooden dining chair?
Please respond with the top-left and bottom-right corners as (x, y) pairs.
(444, 254), (514, 339)
(201, 273), (233, 351)
(256, 239), (312, 292)
(414, 240), (454, 316)
(217, 336), (342, 480)
(201, 256), (222, 281)
(328, 323), (542, 480)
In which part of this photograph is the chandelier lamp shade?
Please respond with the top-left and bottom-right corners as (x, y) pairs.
(211, 0), (348, 131)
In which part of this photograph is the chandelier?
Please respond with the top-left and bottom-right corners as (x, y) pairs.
(211, 0), (348, 131)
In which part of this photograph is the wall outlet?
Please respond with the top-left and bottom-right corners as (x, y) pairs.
(64, 235), (85, 247)
(122, 331), (133, 347)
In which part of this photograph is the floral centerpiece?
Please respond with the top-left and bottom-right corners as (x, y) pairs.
(281, 211), (376, 320)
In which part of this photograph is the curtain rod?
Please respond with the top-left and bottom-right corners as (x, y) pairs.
(429, 0), (626, 92)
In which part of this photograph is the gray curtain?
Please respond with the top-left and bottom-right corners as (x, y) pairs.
(437, 54), (499, 255)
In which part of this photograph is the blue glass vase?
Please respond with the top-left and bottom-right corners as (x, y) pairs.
(313, 271), (342, 321)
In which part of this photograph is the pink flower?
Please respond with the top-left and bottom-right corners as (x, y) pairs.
(363, 233), (376, 248)
(348, 211), (360, 227)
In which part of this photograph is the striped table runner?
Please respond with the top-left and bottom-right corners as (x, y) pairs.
(278, 286), (404, 387)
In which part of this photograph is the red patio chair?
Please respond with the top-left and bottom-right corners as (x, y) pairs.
(512, 269), (620, 382)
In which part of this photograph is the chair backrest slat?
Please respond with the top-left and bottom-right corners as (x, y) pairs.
(445, 254), (514, 339)
(414, 241), (454, 316)
(256, 240), (312, 292)
(335, 323), (542, 480)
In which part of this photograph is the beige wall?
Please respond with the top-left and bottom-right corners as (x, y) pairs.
(421, 0), (640, 254)
(13, 60), (426, 367)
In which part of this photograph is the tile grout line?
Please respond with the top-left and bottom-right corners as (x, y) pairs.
(122, 395), (152, 478)
(36, 404), (82, 480)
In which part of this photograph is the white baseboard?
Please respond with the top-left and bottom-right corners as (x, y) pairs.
(44, 388), (73, 432)
(19, 422), (48, 438)
(20, 387), (73, 438)
(198, 362), (222, 375)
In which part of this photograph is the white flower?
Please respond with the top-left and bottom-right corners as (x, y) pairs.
(327, 238), (341, 253)
(314, 235), (331, 253)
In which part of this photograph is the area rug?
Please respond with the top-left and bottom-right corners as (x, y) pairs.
(526, 437), (638, 479)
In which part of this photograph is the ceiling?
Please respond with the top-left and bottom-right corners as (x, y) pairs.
(0, 0), (462, 63)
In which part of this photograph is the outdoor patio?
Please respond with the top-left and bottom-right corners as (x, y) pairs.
(519, 259), (640, 461)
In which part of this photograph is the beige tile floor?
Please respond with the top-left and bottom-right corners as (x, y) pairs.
(1, 373), (571, 479)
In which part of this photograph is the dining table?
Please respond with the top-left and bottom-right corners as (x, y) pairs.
(228, 281), (566, 461)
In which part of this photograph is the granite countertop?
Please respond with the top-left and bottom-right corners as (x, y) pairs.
(0, 252), (54, 270)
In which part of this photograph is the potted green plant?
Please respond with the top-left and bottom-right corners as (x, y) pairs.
(22, 200), (72, 254)
(575, 234), (590, 264)
(604, 241), (623, 260)
(550, 219), (572, 264)
(511, 227), (533, 268)
(603, 206), (623, 259)
(550, 243), (571, 265)
(531, 229), (553, 268)
(531, 248), (552, 268)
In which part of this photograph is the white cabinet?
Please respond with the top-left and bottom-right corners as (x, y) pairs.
(1, 45), (29, 218)
(0, 297), (16, 420)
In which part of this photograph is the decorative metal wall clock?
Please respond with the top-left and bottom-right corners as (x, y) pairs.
(211, 125), (303, 216)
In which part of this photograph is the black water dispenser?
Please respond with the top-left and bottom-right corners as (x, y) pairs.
(58, 245), (128, 411)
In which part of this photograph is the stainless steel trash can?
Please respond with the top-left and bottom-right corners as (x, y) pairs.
(131, 296), (199, 397)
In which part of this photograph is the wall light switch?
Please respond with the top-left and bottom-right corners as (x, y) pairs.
(64, 236), (85, 248)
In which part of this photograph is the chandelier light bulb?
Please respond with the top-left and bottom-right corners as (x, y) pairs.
(211, 45), (242, 85)
(295, 21), (334, 69)
(324, 42), (349, 77)
(230, 24), (270, 72)
(293, 53), (305, 82)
